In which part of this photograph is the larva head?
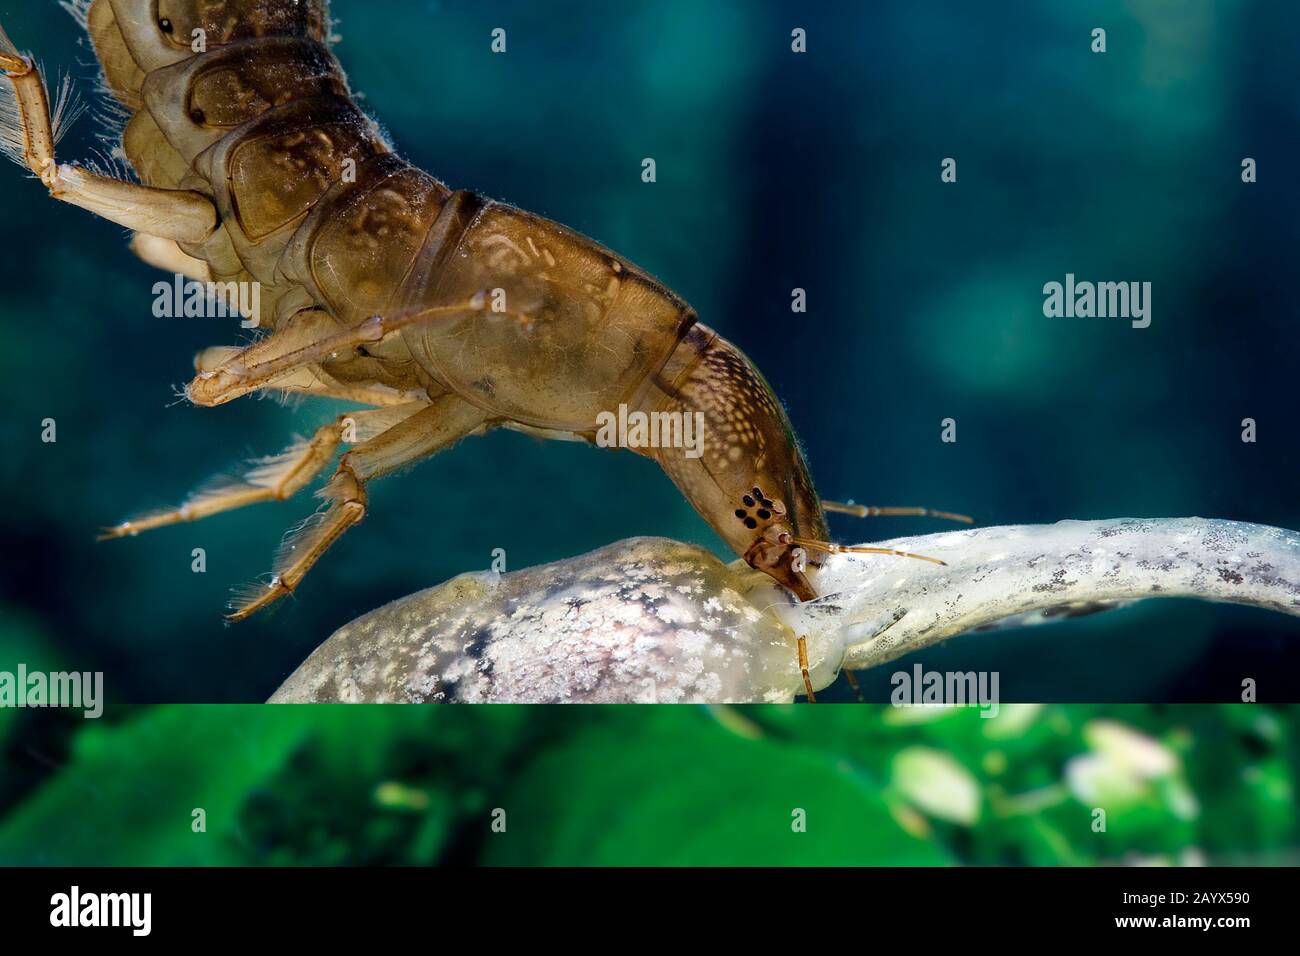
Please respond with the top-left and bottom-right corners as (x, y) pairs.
(650, 330), (829, 602)
(734, 479), (825, 602)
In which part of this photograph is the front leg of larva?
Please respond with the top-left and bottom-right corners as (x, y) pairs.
(186, 296), (522, 407)
(0, 26), (217, 243)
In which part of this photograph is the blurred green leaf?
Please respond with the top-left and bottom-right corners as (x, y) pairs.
(484, 709), (950, 866)
(0, 706), (315, 865)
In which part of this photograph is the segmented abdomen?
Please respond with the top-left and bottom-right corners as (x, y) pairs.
(82, 0), (699, 421)
(82, 0), (449, 328)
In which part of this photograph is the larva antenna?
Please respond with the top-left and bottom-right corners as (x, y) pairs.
(823, 500), (974, 524)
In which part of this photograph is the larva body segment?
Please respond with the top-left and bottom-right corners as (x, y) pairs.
(103, 0), (403, 329)
(6, 0), (848, 621)
(396, 193), (697, 431)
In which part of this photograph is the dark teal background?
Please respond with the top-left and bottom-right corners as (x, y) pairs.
(0, 0), (1296, 702)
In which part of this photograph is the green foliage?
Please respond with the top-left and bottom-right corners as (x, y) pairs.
(0, 704), (1295, 866)
(0, 610), (64, 750)
(0, 707), (316, 865)
(482, 709), (947, 865)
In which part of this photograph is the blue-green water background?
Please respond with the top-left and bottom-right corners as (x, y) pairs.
(0, 0), (1296, 702)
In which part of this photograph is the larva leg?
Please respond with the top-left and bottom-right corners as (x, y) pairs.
(259, 372), (430, 408)
(187, 309), (343, 407)
(228, 395), (498, 621)
(841, 667), (865, 703)
(797, 636), (816, 703)
(188, 296), (529, 407)
(100, 403), (429, 540)
(823, 500), (974, 525)
(130, 233), (212, 281)
(195, 346), (429, 407)
(0, 30), (216, 242)
(99, 428), (344, 540)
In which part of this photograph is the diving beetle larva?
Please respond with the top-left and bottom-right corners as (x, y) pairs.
(0, 1), (969, 698)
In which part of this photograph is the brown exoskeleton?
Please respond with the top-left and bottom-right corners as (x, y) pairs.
(0, 1), (968, 698)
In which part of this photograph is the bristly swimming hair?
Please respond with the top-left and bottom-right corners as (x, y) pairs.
(0, 62), (86, 171)
(58, 0), (93, 32)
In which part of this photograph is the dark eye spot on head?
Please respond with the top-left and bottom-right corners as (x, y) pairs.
(159, 17), (174, 34)
(757, 509), (771, 520)
(734, 509), (746, 519)
(744, 517), (758, 529)
(742, 495), (755, 507)
(189, 108), (206, 124)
